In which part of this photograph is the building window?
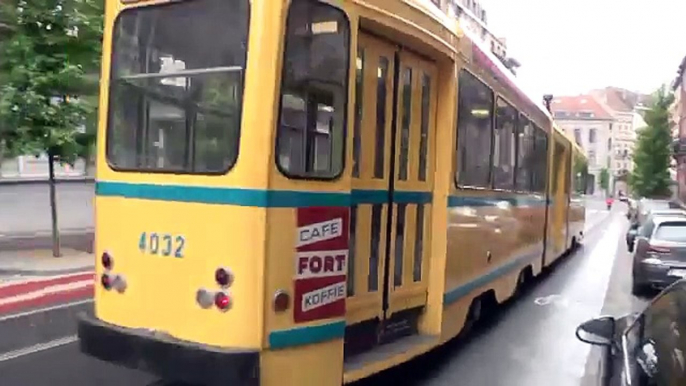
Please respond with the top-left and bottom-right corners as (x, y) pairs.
(589, 128), (596, 144)
(588, 150), (596, 166)
(574, 128), (582, 146)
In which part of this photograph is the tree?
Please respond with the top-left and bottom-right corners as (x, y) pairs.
(0, 0), (103, 257)
(599, 168), (610, 194)
(573, 153), (589, 194)
(630, 85), (674, 199)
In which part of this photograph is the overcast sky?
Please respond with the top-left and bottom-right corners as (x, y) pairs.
(479, 0), (686, 99)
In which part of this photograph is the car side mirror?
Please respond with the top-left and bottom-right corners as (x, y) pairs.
(576, 316), (615, 346)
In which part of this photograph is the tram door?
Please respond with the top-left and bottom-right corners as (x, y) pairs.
(345, 33), (437, 357)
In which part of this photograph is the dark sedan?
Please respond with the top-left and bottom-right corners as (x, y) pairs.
(576, 279), (686, 385)
(626, 210), (686, 253)
(631, 216), (686, 295)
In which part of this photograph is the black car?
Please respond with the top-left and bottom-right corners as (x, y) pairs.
(576, 279), (686, 385)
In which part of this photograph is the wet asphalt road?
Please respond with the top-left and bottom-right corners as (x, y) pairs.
(0, 201), (642, 386)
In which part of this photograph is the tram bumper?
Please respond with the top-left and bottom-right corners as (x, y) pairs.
(77, 312), (260, 386)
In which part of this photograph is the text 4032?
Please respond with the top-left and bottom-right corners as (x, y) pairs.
(139, 232), (186, 258)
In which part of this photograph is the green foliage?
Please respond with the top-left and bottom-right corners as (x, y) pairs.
(573, 153), (589, 194)
(630, 85), (674, 198)
(0, 0), (103, 164)
(599, 168), (610, 191)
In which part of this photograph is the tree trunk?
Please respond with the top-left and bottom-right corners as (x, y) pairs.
(48, 150), (61, 257)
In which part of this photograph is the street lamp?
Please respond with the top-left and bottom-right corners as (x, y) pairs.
(543, 94), (554, 113)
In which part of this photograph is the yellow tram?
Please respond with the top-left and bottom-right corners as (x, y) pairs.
(77, 0), (587, 384)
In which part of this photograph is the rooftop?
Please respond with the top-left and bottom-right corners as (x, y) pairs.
(551, 95), (614, 121)
(591, 87), (652, 113)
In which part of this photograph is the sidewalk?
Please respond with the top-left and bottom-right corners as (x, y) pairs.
(0, 176), (95, 185)
(0, 248), (94, 276)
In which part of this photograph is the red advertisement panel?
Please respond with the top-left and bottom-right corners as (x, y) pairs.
(293, 206), (349, 323)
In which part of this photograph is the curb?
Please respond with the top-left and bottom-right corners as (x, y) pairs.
(0, 228), (95, 240)
(0, 177), (95, 185)
(0, 267), (94, 277)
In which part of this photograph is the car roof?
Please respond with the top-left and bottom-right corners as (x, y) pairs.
(652, 216), (686, 225)
(649, 209), (686, 215)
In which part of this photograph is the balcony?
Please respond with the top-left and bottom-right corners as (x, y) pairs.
(614, 169), (630, 181)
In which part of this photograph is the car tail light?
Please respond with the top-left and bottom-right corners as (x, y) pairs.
(101, 252), (113, 270)
(101, 274), (112, 290)
(648, 246), (671, 254)
(215, 291), (231, 311)
(215, 268), (234, 288)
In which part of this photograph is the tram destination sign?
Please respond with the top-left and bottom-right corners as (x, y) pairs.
(294, 207), (350, 323)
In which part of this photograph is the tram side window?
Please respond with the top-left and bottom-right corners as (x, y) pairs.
(276, 0), (350, 179)
(515, 115), (534, 192)
(106, 0), (250, 173)
(456, 71), (493, 188)
(493, 98), (517, 190)
(532, 126), (548, 193)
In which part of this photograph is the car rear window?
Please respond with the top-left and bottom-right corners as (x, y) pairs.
(645, 202), (671, 212)
(654, 223), (686, 242)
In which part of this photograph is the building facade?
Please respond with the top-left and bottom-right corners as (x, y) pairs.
(551, 95), (616, 195)
(671, 55), (686, 203)
(590, 87), (644, 195)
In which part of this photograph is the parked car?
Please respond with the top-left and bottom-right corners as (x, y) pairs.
(632, 199), (673, 226)
(576, 279), (686, 386)
(626, 209), (686, 252)
(618, 193), (629, 203)
(631, 216), (686, 295)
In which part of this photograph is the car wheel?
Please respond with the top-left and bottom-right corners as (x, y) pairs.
(631, 271), (648, 296)
(632, 280), (647, 296)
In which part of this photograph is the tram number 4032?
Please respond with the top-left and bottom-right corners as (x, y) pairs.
(139, 232), (185, 258)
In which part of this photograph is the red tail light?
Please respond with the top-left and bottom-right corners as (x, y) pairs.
(215, 268), (234, 288)
(101, 274), (112, 290)
(649, 246), (671, 254)
(101, 252), (113, 270)
(215, 292), (231, 311)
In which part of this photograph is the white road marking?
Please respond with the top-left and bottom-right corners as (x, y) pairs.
(0, 271), (93, 289)
(0, 280), (92, 306)
(0, 335), (78, 363)
(0, 299), (93, 322)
